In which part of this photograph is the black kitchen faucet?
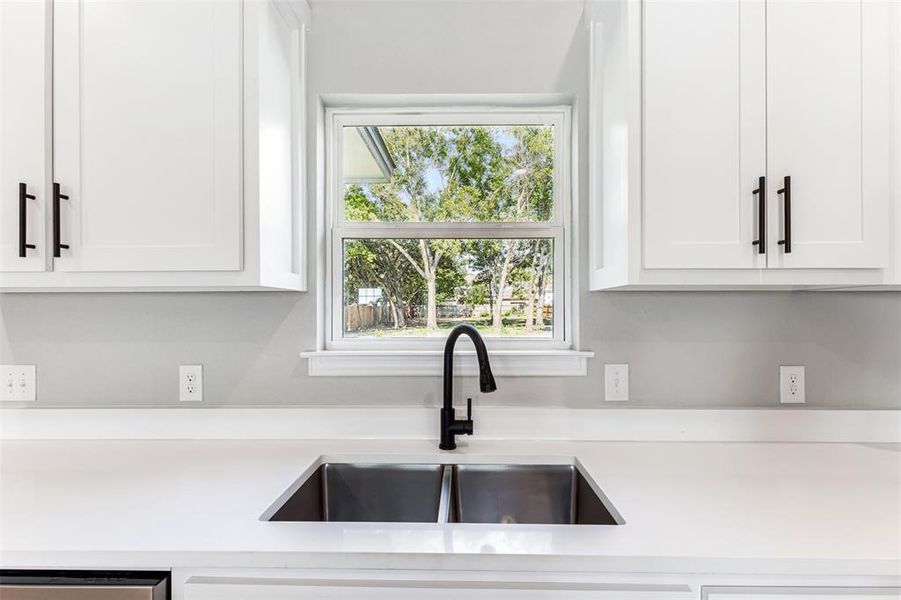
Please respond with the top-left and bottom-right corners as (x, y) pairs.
(439, 324), (497, 450)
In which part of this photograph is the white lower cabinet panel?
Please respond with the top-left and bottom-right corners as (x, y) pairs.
(185, 578), (691, 600)
(704, 588), (901, 600)
(176, 571), (901, 600)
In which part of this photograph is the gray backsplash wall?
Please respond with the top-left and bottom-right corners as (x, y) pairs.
(1, 1), (899, 409)
(1, 291), (899, 408)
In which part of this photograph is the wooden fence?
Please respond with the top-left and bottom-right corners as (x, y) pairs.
(344, 303), (391, 332)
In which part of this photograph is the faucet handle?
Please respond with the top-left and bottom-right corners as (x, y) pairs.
(466, 397), (472, 421)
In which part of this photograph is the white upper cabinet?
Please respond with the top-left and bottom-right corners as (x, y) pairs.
(766, 0), (890, 269)
(0, 0), (49, 273)
(52, 0), (243, 273)
(0, 0), (309, 291)
(587, 0), (898, 289)
(250, 0), (308, 290)
(643, 0), (766, 270)
(895, 9), (901, 287)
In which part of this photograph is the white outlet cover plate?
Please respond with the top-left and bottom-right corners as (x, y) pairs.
(179, 365), (203, 402)
(604, 364), (629, 402)
(780, 365), (806, 404)
(1, 365), (36, 402)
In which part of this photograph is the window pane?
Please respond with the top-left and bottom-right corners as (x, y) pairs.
(343, 238), (554, 338)
(342, 125), (554, 223)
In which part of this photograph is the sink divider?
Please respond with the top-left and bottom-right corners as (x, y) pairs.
(436, 465), (454, 523)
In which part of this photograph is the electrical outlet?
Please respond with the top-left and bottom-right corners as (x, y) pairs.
(604, 364), (629, 402)
(1, 365), (36, 402)
(179, 365), (203, 402)
(780, 365), (805, 404)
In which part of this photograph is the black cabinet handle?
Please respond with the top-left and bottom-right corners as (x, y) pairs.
(18, 183), (37, 257)
(53, 182), (70, 257)
(777, 175), (791, 254)
(751, 175), (765, 254)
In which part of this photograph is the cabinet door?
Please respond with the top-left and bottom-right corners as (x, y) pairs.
(52, 0), (242, 272)
(642, 0), (766, 269)
(0, 0), (48, 272)
(766, 0), (890, 268)
(704, 588), (901, 600)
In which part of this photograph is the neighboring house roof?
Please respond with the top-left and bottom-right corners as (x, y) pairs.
(343, 126), (396, 183)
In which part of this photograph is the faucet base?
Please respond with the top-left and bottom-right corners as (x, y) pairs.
(439, 407), (456, 451)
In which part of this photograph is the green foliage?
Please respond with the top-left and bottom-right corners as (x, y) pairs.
(463, 282), (490, 306)
(345, 125), (553, 224)
(435, 251), (466, 302)
(342, 125), (555, 335)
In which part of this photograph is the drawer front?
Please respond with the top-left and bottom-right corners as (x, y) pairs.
(186, 580), (692, 600)
(704, 587), (901, 600)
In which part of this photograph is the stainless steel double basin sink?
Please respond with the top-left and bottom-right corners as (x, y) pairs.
(264, 462), (622, 525)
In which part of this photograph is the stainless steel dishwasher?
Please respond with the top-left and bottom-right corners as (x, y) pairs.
(0, 571), (169, 599)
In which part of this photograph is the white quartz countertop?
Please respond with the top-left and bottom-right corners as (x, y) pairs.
(1, 439), (899, 576)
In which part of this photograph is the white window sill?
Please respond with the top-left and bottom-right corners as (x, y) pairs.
(300, 349), (594, 377)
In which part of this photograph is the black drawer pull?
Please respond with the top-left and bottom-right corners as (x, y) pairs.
(777, 175), (791, 254)
(53, 182), (70, 257)
(751, 175), (765, 253)
(18, 182), (37, 257)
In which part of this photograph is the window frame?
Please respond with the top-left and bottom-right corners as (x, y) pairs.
(324, 105), (574, 352)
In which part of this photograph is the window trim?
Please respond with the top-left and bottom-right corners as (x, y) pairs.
(309, 101), (588, 375)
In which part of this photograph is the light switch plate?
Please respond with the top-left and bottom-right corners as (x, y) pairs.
(780, 365), (805, 404)
(604, 364), (629, 402)
(1, 365), (36, 402)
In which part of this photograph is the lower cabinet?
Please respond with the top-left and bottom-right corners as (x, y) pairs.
(704, 588), (901, 600)
(178, 573), (900, 600)
(187, 583), (683, 600)
(184, 579), (691, 600)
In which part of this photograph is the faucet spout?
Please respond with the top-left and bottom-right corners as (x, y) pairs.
(440, 324), (496, 450)
(479, 365), (497, 394)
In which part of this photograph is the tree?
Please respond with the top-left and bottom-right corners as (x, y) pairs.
(344, 237), (422, 329)
(342, 125), (554, 335)
(344, 179), (464, 332)
(344, 186), (425, 329)
(347, 127), (505, 332)
(484, 127), (554, 332)
(372, 128), (454, 331)
(522, 239), (551, 333)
